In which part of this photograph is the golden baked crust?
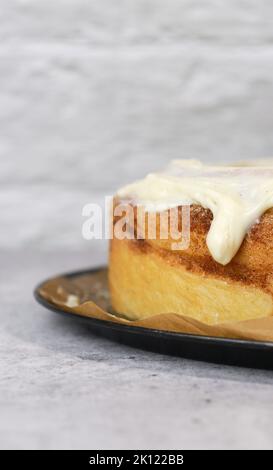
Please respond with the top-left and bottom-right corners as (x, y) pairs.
(109, 201), (273, 325)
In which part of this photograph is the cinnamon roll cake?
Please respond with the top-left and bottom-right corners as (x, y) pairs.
(109, 160), (273, 325)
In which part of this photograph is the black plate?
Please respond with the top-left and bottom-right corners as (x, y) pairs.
(34, 267), (273, 370)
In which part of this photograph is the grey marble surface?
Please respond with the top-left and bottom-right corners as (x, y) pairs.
(1, 248), (273, 450)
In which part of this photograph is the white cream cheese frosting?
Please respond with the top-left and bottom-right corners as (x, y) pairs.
(117, 159), (273, 266)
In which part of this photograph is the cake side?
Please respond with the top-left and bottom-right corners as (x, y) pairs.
(109, 201), (273, 325)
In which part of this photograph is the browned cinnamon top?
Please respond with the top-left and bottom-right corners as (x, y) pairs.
(113, 199), (273, 294)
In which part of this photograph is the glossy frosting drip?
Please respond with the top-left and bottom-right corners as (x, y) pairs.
(117, 159), (273, 265)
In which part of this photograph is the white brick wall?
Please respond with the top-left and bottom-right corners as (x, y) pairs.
(3, 1), (273, 250)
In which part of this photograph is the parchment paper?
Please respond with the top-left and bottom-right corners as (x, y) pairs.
(38, 269), (273, 342)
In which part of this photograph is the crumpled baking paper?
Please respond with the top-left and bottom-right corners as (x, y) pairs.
(38, 268), (273, 342)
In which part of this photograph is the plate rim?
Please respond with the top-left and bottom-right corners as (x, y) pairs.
(33, 266), (273, 351)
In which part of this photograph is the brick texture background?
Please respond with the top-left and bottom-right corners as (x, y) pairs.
(3, 1), (273, 251)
